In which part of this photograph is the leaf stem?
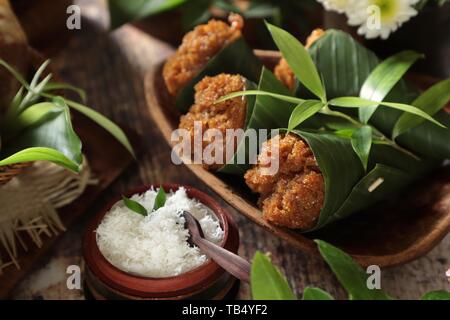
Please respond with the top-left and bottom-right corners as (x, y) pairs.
(321, 106), (362, 127)
(322, 106), (420, 160)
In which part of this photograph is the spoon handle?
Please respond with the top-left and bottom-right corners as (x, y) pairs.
(194, 236), (251, 283)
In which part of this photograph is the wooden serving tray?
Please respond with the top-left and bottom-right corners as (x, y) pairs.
(0, 112), (138, 298)
(145, 50), (450, 268)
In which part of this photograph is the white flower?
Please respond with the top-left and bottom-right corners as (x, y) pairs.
(317, 0), (355, 14)
(318, 0), (420, 40)
(346, 0), (420, 40)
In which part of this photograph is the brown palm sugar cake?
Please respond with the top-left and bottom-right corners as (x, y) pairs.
(274, 29), (325, 91)
(163, 14), (244, 96)
(245, 133), (324, 229)
(305, 28), (325, 48)
(178, 73), (247, 170)
(274, 58), (296, 91)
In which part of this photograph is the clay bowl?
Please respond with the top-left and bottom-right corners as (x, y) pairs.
(83, 184), (240, 300)
(144, 49), (450, 268)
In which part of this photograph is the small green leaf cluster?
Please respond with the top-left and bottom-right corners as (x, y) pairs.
(251, 240), (450, 300)
(0, 59), (134, 172)
(122, 187), (167, 216)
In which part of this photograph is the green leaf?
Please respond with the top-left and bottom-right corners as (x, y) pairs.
(307, 30), (450, 160)
(2, 102), (55, 135)
(44, 82), (87, 102)
(331, 164), (420, 222)
(306, 30), (380, 99)
(58, 98), (135, 158)
(302, 287), (334, 300)
(0, 58), (29, 89)
(108, 0), (188, 29)
(395, 111), (450, 159)
(0, 58), (134, 173)
(316, 240), (392, 300)
(152, 187), (167, 211)
(416, 0), (431, 10)
(306, 29), (418, 103)
(243, 2), (276, 18)
(328, 97), (379, 108)
(288, 100), (324, 130)
(17, 60), (52, 113)
(282, 127), (430, 230)
(122, 196), (148, 216)
(351, 126), (372, 171)
(436, 0), (450, 6)
(251, 251), (296, 300)
(393, 78), (450, 138)
(245, 68), (299, 130)
(265, 22), (326, 101)
(421, 290), (450, 300)
(359, 51), (423, 123)
(291, 130), (364, 230)
(10, 87), (25, 115)
(328, 138), (432, 226)
(0, 147), (80, 172)
(216, 90), (304, 105)
(1, 58), (55, 121)
(329, 97), (445, 128)
(1, 100), (83, 171)
(333, 128), (356, 138)
(176, 37), (262, 113)
(20, 75), (52, 111)
(380, 101), (445, 128)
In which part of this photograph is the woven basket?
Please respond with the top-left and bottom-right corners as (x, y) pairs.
(0, 47), (53, 186)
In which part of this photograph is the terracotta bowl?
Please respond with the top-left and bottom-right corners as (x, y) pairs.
(83, 184), (240, 300)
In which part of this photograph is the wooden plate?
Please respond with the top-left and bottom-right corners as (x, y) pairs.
(144, 49), (450, 268)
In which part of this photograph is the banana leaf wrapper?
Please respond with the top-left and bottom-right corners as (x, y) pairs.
(306, 29), (450, 161)
(289, 129), (433, 231)
(175, 37), (263, 113)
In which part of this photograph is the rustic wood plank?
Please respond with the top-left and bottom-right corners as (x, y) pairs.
(10, 0), (450, 300)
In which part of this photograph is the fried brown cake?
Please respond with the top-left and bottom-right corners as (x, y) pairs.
(274, 58), (296, 91)
(178, 73), (247, 170)
(163, 14), (243, 96)
(245, 133), (324, 229)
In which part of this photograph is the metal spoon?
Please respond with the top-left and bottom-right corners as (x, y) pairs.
(183, 211), (251, 283)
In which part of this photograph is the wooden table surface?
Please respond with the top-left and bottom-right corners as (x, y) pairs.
(11, 0), (450, 300)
